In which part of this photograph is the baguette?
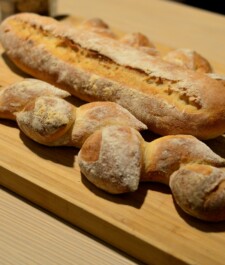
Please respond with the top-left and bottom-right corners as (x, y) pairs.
(78, 125), (225, 221)
(0, 79), (147, 147)
(1, 13), (225, 139)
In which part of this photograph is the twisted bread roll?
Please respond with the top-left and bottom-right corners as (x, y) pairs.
(78, 125), (225, 221)
(1, 79), (225, 221)
(1, 13), (225, 139)
(16, 97), (147, 147)
(0, 79), (147, 147)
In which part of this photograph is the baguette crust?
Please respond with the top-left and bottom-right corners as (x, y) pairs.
(1, 13), (225, 139)
(120, 32), (159, 56)
(207, 73), (225, 87)
(163, 48), (212, 73)
(77, 17), (116, 38)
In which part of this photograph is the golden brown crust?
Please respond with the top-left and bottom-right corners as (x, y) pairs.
(170, 164), (225, 222)
(120, 32), (159, 56)
(16, 97), (146, 147)
(0, 79), (146, 146)
(207, 73), (225, 87)
(79, 131), (102, 162)
(77, 125), (225, 221)
(163, 48), (213, 73)
(77, 17), (116, 38)
(142, 134), (225, 221)
(0, 78), (70, 120)
(142, 134), (225, 184)
(1, 13), (225, 139)
(72, 101), (147, 147)
(78, 125), (144, 194)
(1, 77), (225, 221)
(16, 96), (76, 146)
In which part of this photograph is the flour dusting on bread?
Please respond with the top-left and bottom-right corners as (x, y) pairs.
(0, 79), (70, 119)
(1, 13), (225, 139)
(78, 125), (143, 193)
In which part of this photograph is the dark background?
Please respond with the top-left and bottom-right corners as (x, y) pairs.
(171, 1), (225, 15)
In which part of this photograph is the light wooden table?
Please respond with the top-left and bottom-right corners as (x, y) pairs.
(1, 187), (140, 265)
(1, 1), (225, 264)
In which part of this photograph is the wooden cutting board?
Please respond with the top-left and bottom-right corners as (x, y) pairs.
(1, 16), (225, 265)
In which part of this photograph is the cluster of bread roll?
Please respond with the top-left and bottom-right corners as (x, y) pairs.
(1, 78), (225, 222)
(1, 13), (225, 222)
(79, 125), (225, 222)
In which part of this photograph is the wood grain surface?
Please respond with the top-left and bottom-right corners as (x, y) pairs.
(0, 187), (140, 265)
(1, 1), (225, 264)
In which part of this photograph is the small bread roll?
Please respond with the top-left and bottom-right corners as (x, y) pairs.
(170, 164), (225, 222)
(78, 125), (144, 194)
(16, 96), (76, 146)
(0, 79), (70, 120)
